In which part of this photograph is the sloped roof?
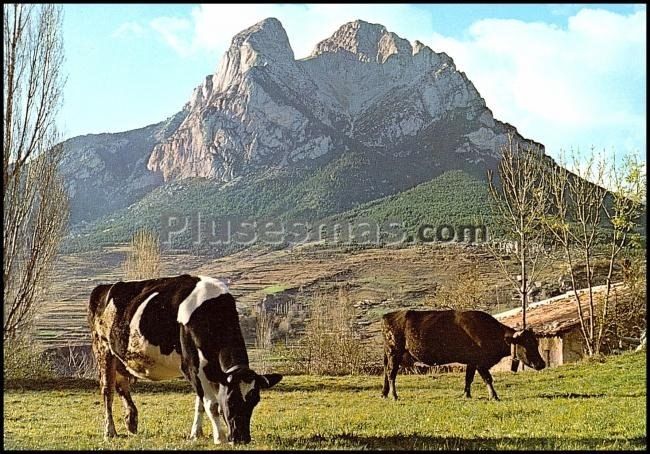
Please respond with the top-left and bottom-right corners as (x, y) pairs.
(494, 283), (629, 336)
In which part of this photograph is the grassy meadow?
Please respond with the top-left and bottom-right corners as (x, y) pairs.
(4, 350), (646, 450)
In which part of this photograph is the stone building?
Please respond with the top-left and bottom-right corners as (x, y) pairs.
(492, 283), (629, 371)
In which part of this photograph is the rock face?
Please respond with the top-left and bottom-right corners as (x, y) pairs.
(59, 110), (186, 224)
(147, 18), (543, 183)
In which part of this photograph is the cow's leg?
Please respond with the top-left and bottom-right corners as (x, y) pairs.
(382, 350), (390, 398)
(180, 336), (206, 440)
(93, 339), (118, 438)
(180, 328), (226, 444)
(463, 364), (476, 398)
(386, 349), (402, 400)
(477, 366), (499, 401)
(190, 396), (205, 439)
(203, 398), (227, 445)
(115, 369), (138, 434)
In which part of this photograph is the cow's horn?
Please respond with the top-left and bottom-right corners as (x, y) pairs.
(224, 364), (247, 382)
(224, 364), (246, 375)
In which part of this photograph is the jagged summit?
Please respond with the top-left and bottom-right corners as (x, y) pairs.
(146, 17), (539, 182)
(309, 19), (411, 63)
(228, 17), (294, 62)
(211, 17), (295, 94)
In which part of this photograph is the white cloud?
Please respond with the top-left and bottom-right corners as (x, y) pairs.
(149, 4), (431, 60)
(150, 16), (193, 57)
(112, 21), (146, 39)
(428, 8), (646, 161)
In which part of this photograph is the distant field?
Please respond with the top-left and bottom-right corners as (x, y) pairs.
(34, 243), (520, 350)
(34, 241), (624, 354)
(4, 351), (646, 450)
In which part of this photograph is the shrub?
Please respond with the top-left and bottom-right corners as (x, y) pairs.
(123, 229), (161, 280)
(291, 287), (373, 375)
(4, 336), (55, 381)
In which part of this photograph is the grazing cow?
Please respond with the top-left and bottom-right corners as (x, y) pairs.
(88, 274), (282, 444)
(381, 309), (545, 401)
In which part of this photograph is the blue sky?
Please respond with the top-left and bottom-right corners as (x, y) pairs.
(60, 4), (646, 166)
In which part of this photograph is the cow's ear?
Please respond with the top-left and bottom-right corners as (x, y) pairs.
(257, 373), (282, 389)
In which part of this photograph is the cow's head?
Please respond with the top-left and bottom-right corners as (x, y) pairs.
(505, 329), (546, 370)
(217, 367), (282, 444)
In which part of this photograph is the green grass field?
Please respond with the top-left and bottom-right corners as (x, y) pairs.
(4, 351), (646, 450)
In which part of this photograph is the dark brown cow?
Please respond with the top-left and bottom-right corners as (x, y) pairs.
(88, 274), (282, 444)
(381, 309), (546, 400)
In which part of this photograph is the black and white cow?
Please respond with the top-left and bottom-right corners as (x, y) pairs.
(88, 274), (282, 444)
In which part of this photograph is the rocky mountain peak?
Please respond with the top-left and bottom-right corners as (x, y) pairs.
(59, 17), (546, 227)
(311, 19), (412, 63)
(212, 17), (294, 93)
(147, 17), (541, 185)
(412, 40), (432, 56)
(231, 17), (294, 62)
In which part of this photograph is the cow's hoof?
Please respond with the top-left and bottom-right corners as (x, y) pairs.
(189, 430), (203, 440)
(490, 395), (500, 401)
(462, 393), (472, 399)
(104, 429), (118, 439)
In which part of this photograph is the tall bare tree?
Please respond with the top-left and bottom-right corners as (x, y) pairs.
(542, 151), (608, 355)
(3, 4), (68, 342)
(486, 134), (549, 329)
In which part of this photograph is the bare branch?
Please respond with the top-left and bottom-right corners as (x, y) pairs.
(485, 133), (550, 328)
(3, 4), (67, 343)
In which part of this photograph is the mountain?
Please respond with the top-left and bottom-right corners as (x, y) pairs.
(147, 18), (542, 182)
(323, 170), (498, 240)
(60, 110), (186, 224)
(60, 18), (547, 246)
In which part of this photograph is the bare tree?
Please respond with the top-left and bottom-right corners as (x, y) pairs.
(298, 287), (370, 375)
(431, 264), (493, 312)
(123, 229), (161, 280)
(3, 4), (67, 343)
(541, 151), (607, 356)
(605, 256), (646, 353)
(255, 300), (274, 350)
(541, 150), (645, 355)
(486, 134), (549, 329)
(598, 154), (645, 353)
